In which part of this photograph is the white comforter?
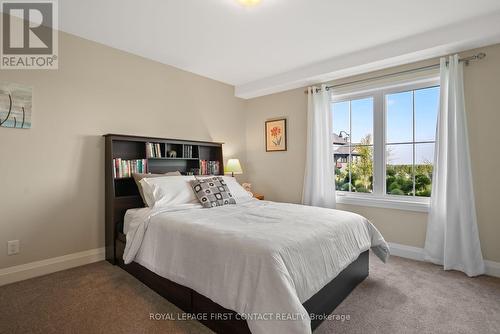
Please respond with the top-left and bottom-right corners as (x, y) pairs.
(124, 200), (389, 334)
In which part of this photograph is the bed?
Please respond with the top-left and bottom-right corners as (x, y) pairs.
(104, 135), (389, 334)
(120, 199), (388, 334)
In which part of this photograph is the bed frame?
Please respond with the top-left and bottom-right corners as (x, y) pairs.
(104, 134), (369, 333)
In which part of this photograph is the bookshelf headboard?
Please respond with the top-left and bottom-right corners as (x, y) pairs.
(104, 134), (224, 264)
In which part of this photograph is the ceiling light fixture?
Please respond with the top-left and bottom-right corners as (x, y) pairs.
(237, 0), (261, 7)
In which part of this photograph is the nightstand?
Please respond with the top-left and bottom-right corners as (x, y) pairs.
(253, 193), (264, 200)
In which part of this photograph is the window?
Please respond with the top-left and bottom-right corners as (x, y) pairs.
(331, 77), (439, 211)
(385, 87), (438, 197)
(333, 97), (373, 193)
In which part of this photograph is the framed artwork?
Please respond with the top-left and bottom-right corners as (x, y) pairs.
(0, 82), (32, 129)
(265, 118), (287, 152)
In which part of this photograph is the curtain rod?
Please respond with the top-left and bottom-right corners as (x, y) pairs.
(304, 52), (486, 94)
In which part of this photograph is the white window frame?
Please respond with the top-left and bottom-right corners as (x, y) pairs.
(332, 75), (439, 212)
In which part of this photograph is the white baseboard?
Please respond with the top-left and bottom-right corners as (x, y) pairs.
(388, 242), (500, 278)
(0, 247), (105, 287)
(388, 242), (425, 261)
(484, 260), (500, 278)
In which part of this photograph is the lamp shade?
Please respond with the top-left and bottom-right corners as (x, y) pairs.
(225, 159), (243, 175)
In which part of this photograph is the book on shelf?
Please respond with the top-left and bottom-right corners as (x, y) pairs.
(183, 145), (193, 158)
(146, 142), (162, 158)
(198, 160), (220, 176)
(113, 158), (148, 179)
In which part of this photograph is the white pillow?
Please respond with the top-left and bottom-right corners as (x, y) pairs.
(221, 176), (254, 203)
(140, 175), (199, 208)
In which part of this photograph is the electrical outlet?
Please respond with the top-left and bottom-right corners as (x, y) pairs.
(7, 240), (20, 255)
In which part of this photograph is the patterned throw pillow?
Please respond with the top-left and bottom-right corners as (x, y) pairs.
(190, 177), (236, 208)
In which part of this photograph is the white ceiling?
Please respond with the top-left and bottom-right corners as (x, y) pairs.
(58, 0), (500, 98)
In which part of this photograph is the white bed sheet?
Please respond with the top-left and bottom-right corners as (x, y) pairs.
(123, 200), (389, 334)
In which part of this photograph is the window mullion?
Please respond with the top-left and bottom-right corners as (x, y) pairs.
(348, 100), (352, 193)
(412, 90), (416, 196)
(373, 91), (384, 196)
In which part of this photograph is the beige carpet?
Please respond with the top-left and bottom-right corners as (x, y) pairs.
(1, 253), (499, 334)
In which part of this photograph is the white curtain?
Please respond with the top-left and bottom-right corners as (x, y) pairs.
(424, 55), (485, 277)
(302, 85), (336, 208)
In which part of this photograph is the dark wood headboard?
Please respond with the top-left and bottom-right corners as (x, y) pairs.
(104, 134), (224, 264)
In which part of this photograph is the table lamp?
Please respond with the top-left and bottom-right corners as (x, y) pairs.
(225, 159), (243, 177)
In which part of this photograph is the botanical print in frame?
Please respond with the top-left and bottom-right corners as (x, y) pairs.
(0, 82), (33, 129)
(265, 118), (287, 152)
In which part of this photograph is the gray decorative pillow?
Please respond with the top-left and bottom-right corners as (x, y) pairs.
(191, 177), (236, 208)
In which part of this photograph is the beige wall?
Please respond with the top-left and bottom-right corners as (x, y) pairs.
(245, 44), (500, 262)
(1, 21), (498, 270)
(0, 30), (247, 268)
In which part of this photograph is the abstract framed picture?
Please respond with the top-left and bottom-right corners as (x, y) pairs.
(265, 118), (287, 152)
(0, 82), (33, 129)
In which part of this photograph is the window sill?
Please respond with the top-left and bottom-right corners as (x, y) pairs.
(336, 193), (430, 212)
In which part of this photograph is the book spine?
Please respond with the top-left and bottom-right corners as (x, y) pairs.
(116, 158), (122, 178)
(214, 161), (219, 175)
(156, 143), (162, 158)
(120, 160), (125, 178)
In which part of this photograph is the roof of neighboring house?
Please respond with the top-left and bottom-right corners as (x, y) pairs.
(333, 145), (360, 156)
(332, 132), (361, 156)
(333, 133), (348, 145)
